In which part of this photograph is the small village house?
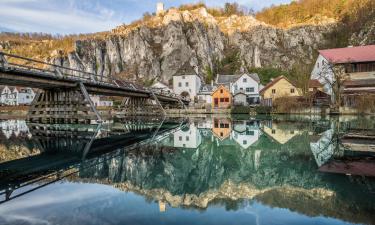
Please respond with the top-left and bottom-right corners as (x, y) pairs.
(172, 63), (203, 101)
(309, 79), (324, 92)
(260, 76), (302, 106)
(151, 81), (173, 94)
(0, 85), (35, 106)
(215, 73), (261, 105)
(211, 85), (231, 108)
(197, 82), (215, 105)
(310, 45), (375, 107)
(212, 118), (232, 140)
(233, 92), (248, 106)
(90, 95), (114, 107)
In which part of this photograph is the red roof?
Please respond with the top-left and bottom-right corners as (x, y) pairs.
(309, 79), (323, 88)
(319, 45), (375, 64)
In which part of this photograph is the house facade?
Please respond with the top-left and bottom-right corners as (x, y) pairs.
(173, 74), (202, 100)
(0, 86), (35, 106)
(311, 45), (375, 104)
(151, 81), (173, 94)
(211, 85), (231, 108)
(260, 76), (302, 106)
(197, 84), (215, 104)
(215, 73), (261, 105)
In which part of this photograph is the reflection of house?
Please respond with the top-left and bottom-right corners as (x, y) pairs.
(309, 129), (335, 167)
(231, 121), (261, 149)
(261, 121), (301, 144)
(212, 85), (231, 108)
(0, 120), (30, 139)
(212, 118), (231, 140)
(173, 123), (201, 148)
(260, 76), (302, 106)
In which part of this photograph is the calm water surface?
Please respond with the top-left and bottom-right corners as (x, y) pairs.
(0, 115), (374, 225)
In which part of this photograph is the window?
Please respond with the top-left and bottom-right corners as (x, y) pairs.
(240, 88), (243, 91)
(317, 62), (319, 68)
(224, 98), (229, 102)
(186, 136), (189, 141)
(220, 98), (224, 102)
(179, 136), (182, 141)
(246, 87), (254, 93)
(243, 140), (247, 145)
(178, 82), (182, 87)
(290, 88), (295, 93)
(272, 129), (276, 134)
(272, 89), (276, 94)
(185, 82), (189, 87)
(243, 78), (247, 82)
(290, 131), (295, 134)
(220, 132), (224, 137)
(220, 123), (225, 128)
(220, 89), (223, 94)
(182, 76), (185, 79)
(224, 123), (229, 128)
(247, 130), (254, 136)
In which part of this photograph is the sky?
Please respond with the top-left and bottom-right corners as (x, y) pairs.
(0, 0), (292, 34)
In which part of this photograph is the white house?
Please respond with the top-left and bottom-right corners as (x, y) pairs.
(0, 85), (13, 105)
(90, 95), (113, 107)
(173, 70), (203, 101)
(0, 86), (35, 106)
(231, 120), (261, 149)
(216, 73), (261, 105)
(17, 87), (35, 105)
(311, 45), (375, 99)
(197, 83), (215, 104)
(151, 81), (173, 94)
(173, 124), (202, 149)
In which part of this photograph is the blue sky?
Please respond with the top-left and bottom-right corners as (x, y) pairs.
(0, 0), (292, 34)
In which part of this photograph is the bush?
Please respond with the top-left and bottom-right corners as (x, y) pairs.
(231, 106), (251, 114)
(255, 106), (272, 114)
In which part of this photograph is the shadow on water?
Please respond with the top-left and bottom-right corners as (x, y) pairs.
(0, 115), (374, 225)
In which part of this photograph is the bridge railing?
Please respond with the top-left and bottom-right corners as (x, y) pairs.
(0, 52), (112, 84)
(0, 52), (188, 102)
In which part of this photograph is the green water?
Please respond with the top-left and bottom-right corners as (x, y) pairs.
(0, 115), (374, 225)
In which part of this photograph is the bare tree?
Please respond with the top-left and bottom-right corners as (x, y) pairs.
(315, 61), (349, 111)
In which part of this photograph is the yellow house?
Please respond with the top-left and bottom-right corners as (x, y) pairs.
(260, 76), (302, 105)
(262, 123), (301, 145)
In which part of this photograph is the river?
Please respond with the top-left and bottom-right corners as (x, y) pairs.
(0, 115), (374, 225)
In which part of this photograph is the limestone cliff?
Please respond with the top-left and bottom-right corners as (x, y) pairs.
(48, 7), (335, 83)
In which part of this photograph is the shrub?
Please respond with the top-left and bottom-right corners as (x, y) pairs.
(255, 106), (272, 114)
(231, 106), (251, 114)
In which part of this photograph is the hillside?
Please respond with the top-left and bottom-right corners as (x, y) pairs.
(0, 1), (374, 85)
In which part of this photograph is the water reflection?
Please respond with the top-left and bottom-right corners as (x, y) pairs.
(0, 116), (374, 225)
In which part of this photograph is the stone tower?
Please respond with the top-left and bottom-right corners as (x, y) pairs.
(156, 2), (164, 15)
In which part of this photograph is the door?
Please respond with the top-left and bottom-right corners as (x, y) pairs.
(214, 98), (219, 107)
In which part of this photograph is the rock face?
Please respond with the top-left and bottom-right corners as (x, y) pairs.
(51, 7), (335, 83)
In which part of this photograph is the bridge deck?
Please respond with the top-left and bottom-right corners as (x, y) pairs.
(0, 52), (188, 104)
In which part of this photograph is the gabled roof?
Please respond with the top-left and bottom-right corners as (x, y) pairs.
(260, 76), (296, 94)
(216, 74), (241, 84)
(199, 84), (216, 94)
(211, 84), (230, 95)
(319, 45), (375, 64)
(309, 79), (323, 88)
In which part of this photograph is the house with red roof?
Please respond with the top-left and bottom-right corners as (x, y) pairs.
(310, 45), (375, 106)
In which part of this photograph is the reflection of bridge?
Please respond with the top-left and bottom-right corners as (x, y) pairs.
(0, 52), (188, 123)
(0, 119), (186, 203)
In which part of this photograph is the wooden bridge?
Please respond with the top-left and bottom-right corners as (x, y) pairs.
(0, 52), (188, 123)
